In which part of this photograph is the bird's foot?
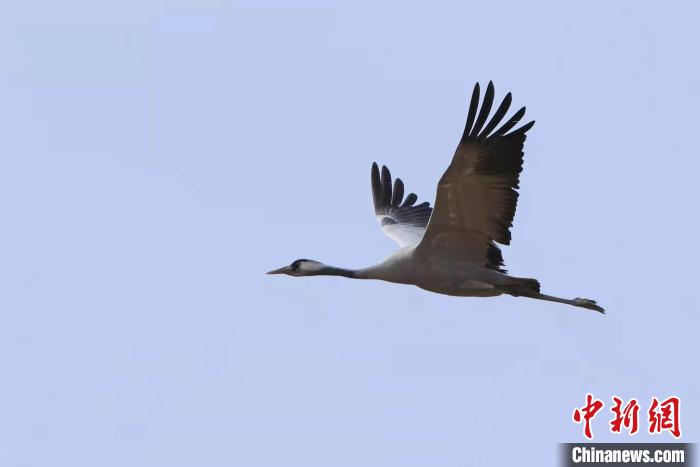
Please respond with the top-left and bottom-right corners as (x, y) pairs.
(573, 297), (605, 314)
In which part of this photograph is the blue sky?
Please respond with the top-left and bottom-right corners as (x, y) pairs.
(1, 1), (698, 466)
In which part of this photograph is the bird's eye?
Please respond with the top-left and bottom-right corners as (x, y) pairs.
(291, 261), (300, 270)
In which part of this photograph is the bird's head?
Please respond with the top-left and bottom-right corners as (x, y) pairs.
(267, 259), (325, 277)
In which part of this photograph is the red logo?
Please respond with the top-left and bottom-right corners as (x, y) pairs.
(610, 396), (640, 435)
(572, 393), (604, 440)
(572, 394), (682, 439)
(648, 396), (681, 438)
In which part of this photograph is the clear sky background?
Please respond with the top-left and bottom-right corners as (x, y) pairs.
(1, 1), (698, 466)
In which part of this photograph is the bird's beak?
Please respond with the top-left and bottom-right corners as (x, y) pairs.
(267, 266), (290, 275)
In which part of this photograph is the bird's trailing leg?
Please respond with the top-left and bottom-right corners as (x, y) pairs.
(524, 292), (605, 314)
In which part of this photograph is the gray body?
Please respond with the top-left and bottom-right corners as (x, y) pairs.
(356, 246), (504, 297)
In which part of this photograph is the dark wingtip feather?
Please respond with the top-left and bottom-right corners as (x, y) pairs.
(479, 92), (511, 139)
(371, 162), (382, 212)
(491, 106), (525, 138)
(517, 120), (535, 134)
(369, 164), (433, 231)
(380, 165), (392, 207)
(401, 193), (418, 207)
(470, 81), (495, 138)
(461, 82), (481, 143)
(392, 178), (405, 206)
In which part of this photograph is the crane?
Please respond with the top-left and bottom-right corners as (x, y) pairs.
(268, 82), (604, 313)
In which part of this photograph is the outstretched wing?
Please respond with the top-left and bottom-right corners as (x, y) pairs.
(416, 81), (534, 272)
(371, 163), (432, 247)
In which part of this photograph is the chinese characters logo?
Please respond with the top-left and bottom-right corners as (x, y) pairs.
(572, 394), (681, 439)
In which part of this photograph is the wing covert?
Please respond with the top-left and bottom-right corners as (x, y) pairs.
(416, 81), (534, 271)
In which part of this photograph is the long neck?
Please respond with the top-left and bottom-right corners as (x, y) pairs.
(319, 265), (387, 280)
(313, 265), (358, 278)
(303, 262), (383, 280)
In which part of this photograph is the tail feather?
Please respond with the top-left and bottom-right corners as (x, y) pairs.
(502, 277), (540, 296)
